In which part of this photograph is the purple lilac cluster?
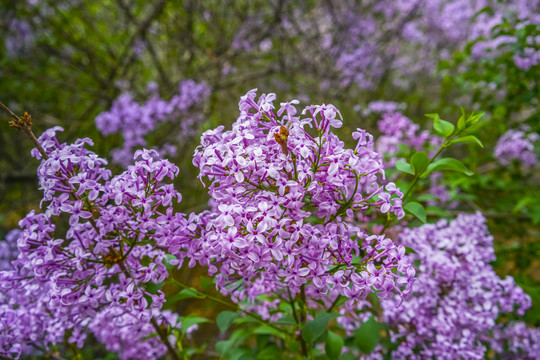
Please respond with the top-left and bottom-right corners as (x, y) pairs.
(494, 126), (539, 167)
(376, 112), (440, 166)
(0, 128), (191, 359)
(4, 19), (33, 56)
(184, 89), (414, 307)
(375, 213), (535, 359)
(95, 80), (210, 166)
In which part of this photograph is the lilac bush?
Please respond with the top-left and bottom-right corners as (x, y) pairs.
(0, 91), (538, 359)
(0, 126), (187, 359)
(187, 90), (413, 307)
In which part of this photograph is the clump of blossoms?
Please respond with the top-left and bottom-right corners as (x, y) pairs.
(185, 89), (413, 311)
(494, 125), (539, 167)
(0, 127), (192, 359)
(376, 112), (440, 165)
(373, 213), (535, 359)
(95, 80), (210, 166)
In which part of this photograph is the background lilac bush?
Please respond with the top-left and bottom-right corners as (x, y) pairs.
(1, 1), (540, 359)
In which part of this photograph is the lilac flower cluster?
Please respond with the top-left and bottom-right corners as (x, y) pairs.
(376, 213), (535, 359)
(376, 112), (440, 166)
(4, 19), (33, 56)
(183, 89), (414, 307)
(494, 126), (539, 167)
(0, 128), (190, 359)
(96, 80), (210, 166)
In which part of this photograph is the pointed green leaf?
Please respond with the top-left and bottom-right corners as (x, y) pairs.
(217, 311), (239, 334)
(181, 316), (209, 333)
(411, 152), (429, 175)
(457, 107), (466, 130)
(449, 135), (484, 148)
(257, 344), (281, 359)
(421, 158), (473, 177)
(301, 312), (339, 345)
(166, 288), (202, 304)
(433, 117), (455, 138)
(325, 331), (344, 359)
(404, 201), (427, 223)
(353, 317), (380, 354)
(253, 325), (286, 339)
(395, 160), (414, 175)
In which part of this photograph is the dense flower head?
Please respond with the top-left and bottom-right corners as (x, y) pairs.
(95, 80), (210, 166)
(375, 213), (534, 359)
(187, 89), (413, 309)
(1, 129), (189, 359)
(494, 126), (539, 167)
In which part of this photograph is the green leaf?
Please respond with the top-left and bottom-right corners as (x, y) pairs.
(404, 201), (427, 223)
(421, 158), (473, 177)
(411, 152), (429, 175)
(416, 193), (437, 202)
(325, 331), (344, 359)
(257, 344), (281, 360)
(457, 107), (466, 130)
(181, 316), (209, 333)
(166, 288), (202, 305)
(396, 143), (410, 154)
(433, 117), (455, 138)
(301, 312), (339, 345)
(465, 111), (484, 128)
(449, 135), (484, 148)
(253, 325), (287, 339)
(395, 160), (414, 175)
(353, 317), (380, 354)
(217, 311), (239, 334)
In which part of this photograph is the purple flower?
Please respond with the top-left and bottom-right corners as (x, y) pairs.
(494, 126), (539, 167)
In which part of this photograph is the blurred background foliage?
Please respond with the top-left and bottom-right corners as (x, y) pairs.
(0, 0), (539, 358)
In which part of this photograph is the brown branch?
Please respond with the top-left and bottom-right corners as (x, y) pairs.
(151, 318), (181, 360)
(115, 0), (173, 89)
(0, 102), (49, 160)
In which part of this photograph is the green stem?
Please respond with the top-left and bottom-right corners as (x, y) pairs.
(327, 295), (343, 313)
(381, 130), (460, 234)
(169, 279), (295, 337)
(287, 288), (299, 325)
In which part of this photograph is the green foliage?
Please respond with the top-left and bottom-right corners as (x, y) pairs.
(404, 201), (427, 223)
(217, 311), (239, 334)
(301, 312), (339, 346)
(325, 331), (344, 359)
(353, 317), (381, 354)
